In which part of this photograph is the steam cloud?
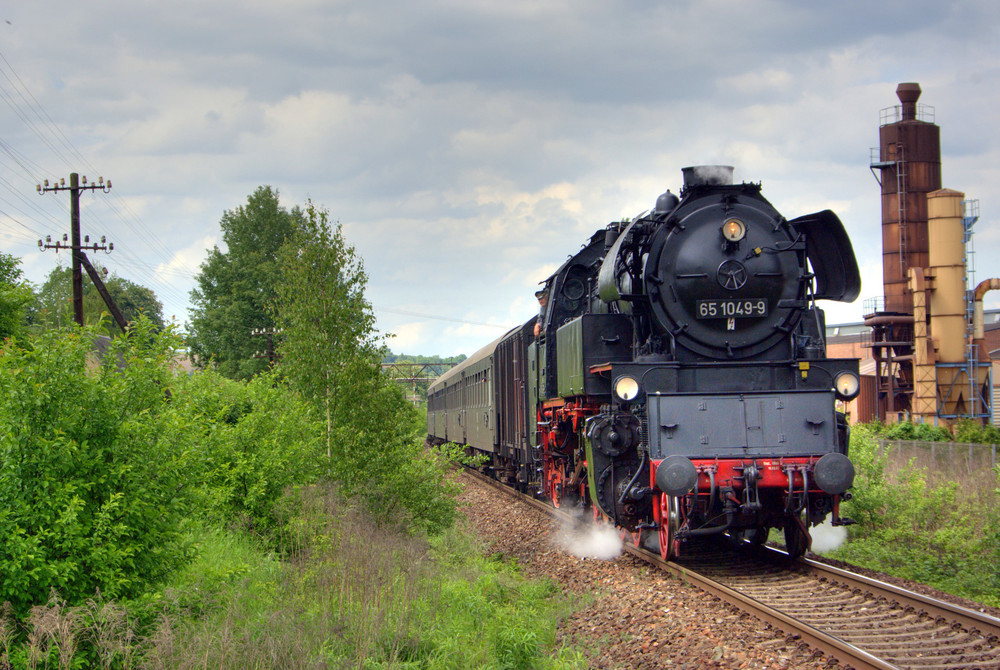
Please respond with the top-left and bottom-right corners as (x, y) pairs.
(809, 519), (847, 554)
(554, 509), (623, 560)
(683, 164), (735, 187)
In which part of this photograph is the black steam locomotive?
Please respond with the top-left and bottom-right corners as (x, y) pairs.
(428, 166), (861, 559)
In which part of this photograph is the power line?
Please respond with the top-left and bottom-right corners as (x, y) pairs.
(374, 306), (513, 329)
(0, 49), (179, 284)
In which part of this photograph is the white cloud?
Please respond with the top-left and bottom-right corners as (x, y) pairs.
(0, 0), (997, 356)
(155, 235), (216, 280)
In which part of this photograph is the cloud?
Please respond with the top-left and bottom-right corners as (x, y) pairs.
(0, 0), (998, 358)
(156, 235), (216, 280)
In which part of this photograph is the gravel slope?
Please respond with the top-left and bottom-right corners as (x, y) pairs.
(458, 474), (842, 669)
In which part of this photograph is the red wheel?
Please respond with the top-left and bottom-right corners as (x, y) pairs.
(658, 494), (680, 560)
(546, 464), (566, 507)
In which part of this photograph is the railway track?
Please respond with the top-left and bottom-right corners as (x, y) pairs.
(465, 469), (1000, 669)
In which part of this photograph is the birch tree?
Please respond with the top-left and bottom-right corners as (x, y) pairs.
(272, 202), (406, 486)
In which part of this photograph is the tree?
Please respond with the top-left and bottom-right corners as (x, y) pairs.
(273, 202), (461, 533)
(188, 186), (302, 380)
(0, 252), (34, 341)
(272, 201), (387, 461)
(32, 264), (164, 333)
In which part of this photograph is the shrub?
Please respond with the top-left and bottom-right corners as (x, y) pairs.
(168, 370), (323, 534)
(953, 418), (1000, 445)
(0, 319), (195, 612)
(881, 420), (952, 442)
(835, 424), (1000, 605)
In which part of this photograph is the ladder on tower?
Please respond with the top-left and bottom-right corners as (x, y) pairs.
(963, 199), (984, 417)
(895, 143), (907, 276)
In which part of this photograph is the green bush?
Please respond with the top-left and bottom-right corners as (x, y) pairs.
(953, 418), (1000, 445)
(881, 420), (952, 442)
(0, 320), (195, 612)
(834, 424), (1000, 605)
(168, 370), (323, 534)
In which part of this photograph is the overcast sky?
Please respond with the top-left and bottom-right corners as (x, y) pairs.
(1, 1), (998, 356)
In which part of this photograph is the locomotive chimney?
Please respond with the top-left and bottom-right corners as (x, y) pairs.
(681, 165), (734, 189)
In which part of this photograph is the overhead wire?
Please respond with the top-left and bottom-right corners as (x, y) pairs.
(0, 48), (188, 312)
(0, 50), (489, 332)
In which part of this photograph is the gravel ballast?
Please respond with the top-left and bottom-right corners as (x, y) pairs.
(458, 474), (841, 669)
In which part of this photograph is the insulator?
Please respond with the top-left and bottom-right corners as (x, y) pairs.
(84, 235), (89, 243)
(60, 178), (64, 186)
(37, 239), (42, 248)
(109, 242), (114, 250)
(101, 235), (106, 243)
(46, 235), (51, 243)
(82, 176), (87, 184)
(36, 184), (40, 192)
(98, 176), (103, 184)
(62, 234), (68, 241)
(43, 179), (49, 187)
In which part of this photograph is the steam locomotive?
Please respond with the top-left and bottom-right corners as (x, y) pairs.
(427, 166), (861, 559)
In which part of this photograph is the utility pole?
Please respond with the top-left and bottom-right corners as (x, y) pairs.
(251, 327), (282, 367)
(37, 173), (125, 330)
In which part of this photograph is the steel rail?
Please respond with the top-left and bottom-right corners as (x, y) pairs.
(793, 552), (1000, 639)
(463, 468), (1000, 669)
(463, 469), (895, 668)
(619, 543), (897, 670)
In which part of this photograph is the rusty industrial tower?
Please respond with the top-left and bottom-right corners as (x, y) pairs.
(866, 83), (991, 424)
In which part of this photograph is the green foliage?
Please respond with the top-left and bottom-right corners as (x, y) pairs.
(879, 420), (952, 442)
(952, 418), (1000, 444)
(833, 425), (1000, 606)
(364, 441), (466, 535)
(271, 200), (460, 533)
(384, 353), (467, 366)
(0, 318), (194, 613)
(0, 252), (34, 342)
(128, 489), (583, 669)
(31, 264), (164, 334)
(409, 527), (583, 670)
(167, 370), (323, 533)
(188, 185), (302, 380)
(272, 200), (380, 424)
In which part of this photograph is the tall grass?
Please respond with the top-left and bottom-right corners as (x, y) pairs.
(0, 484), (587, 669)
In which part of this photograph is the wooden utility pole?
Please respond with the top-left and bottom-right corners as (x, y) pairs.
(37, 173), (126, 331)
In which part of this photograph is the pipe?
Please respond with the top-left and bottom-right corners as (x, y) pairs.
(863, 314), (914, 326)
(677, 507), (735, 538)
(618, 451), (648, 505)
(973, 278), (1000, 340)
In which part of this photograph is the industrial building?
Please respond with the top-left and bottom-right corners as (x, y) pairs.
(827, 83), (996, 427)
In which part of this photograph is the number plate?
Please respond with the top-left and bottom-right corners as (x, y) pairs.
(696, 299), (768, 319)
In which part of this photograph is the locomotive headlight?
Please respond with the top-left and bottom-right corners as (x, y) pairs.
(722, 218), (747, 243)
(614, 375), (640, 401)
(834, 371), (860, 400)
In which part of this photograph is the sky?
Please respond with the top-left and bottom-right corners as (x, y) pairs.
(1, 0), (998, 356)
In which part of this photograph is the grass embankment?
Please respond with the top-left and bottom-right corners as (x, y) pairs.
(0, 484), (587, 669)
(822, 425), (1000, 607)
